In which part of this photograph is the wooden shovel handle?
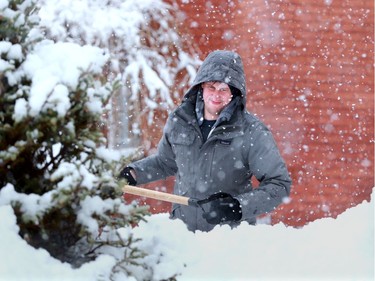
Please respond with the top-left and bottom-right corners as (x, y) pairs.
(123, 185), (192, 206)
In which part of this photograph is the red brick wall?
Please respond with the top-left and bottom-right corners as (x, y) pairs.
(130, 0), (374, 227)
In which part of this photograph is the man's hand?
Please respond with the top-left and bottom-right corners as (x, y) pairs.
(119, 167), (137, 186)
(198, 192), (242, 225)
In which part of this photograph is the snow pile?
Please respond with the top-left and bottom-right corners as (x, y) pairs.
(0, 205), (115, 281)
(0, 192), (373, 281)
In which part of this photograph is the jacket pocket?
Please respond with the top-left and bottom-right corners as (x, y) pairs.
(169, 128), (196, 161)
(170, 129), (195, 145)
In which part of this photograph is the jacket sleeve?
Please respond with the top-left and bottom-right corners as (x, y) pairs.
(237, 123), (292, 220)
(129, 118), (178, 185)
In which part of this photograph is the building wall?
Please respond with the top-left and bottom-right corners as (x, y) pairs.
(129, 0), (374, 227)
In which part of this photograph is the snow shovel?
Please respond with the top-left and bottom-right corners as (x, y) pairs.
(123, 185), (243, 224)
(122, 185), (200, 206)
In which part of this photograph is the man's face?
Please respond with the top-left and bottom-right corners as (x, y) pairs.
(202, 82), (233, 120)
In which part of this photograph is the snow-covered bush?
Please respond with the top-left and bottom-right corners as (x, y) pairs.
(0, 1), (181, 279)
(37, 0), (200, 148)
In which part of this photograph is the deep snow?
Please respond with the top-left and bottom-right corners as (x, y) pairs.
(0, 191), (373, 281)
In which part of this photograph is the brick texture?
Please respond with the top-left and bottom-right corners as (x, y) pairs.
(128, 0), (374, 227)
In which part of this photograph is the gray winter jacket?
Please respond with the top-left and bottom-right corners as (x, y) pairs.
(130, 50), (292, 232)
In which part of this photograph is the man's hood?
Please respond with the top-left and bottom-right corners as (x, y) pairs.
(184, 50), (247, 108)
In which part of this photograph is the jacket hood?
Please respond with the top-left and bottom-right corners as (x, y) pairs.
(184, 50), (247, 108)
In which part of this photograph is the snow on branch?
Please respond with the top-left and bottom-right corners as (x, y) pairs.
(37, 0), (200, 127)
(10, 41), (109, 120)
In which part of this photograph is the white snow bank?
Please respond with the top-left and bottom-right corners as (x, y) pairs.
(133, 193), (374, 281)
(0, 205), (116, 281)
(0, 193), (373, 281)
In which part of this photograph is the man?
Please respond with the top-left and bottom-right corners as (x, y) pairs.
(120, 50), (292, 232)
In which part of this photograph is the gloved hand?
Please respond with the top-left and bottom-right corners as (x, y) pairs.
(118, 166), (137, 186)
(198, 192), (242, 225)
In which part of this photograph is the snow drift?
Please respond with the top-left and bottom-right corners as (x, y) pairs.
(0, 192), (373, 281)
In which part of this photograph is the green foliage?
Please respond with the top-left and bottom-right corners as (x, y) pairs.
(0, 0), (39, 44)
(0, 0), (152, 273)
